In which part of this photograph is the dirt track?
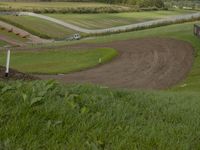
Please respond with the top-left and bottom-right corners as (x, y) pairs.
(38, 38), (194, 89)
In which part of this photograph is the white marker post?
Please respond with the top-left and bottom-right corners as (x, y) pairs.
(5, 49), (10, 77)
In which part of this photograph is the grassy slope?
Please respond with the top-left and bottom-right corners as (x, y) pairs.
(0, 29), (27, 44)
(0, 48), (117, 74)
(0, 40), (7, 47)
(0, 81), (200, 149)
(0, 15), (76, 39)
(47, 10), (197, 29)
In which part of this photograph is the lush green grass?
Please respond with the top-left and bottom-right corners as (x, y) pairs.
(0, 48), (117, 74)
(0, 15), (76, 39)
(0, 81), (200, 149)
(47, 10), (197, 29)
(0, 2), (131, 13)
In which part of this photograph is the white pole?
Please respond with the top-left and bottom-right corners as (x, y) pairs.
(5, 49), (10, 77)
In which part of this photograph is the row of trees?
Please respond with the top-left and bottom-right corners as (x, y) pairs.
(4, 0), (165, 8)
(4, 0), (200, 9)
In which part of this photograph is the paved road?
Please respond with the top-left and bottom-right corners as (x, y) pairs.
(19, 12), (200, 34)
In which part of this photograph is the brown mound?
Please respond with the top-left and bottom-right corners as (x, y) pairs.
(0, 66), (38, 80)
(38, 37), (194, 90)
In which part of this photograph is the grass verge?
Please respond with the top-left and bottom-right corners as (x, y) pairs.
(0, 81), (200, 149)
(0, 48), (117, 74)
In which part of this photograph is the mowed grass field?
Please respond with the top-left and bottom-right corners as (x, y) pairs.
(0, 48), (117, 74)
(0, 15), (76, 39)
(47, 10), (197, 29)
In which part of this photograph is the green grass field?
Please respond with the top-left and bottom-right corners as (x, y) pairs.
(0, 15), (76, 39)
(0, 81), (200, 149)
(47, 10), (197, 29)
(0, 48), (117, 74)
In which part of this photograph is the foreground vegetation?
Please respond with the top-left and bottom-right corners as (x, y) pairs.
(0, 48), (117, 74)
(47, 10), (196, 29)
(0, 81), (200, 149)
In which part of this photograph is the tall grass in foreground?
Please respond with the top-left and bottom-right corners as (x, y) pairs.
(0, 80), (200, 149)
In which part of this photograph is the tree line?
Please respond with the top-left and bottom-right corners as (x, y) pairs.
(3, 0), (200, 9)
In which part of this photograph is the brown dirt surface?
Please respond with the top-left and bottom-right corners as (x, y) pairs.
(0, 66), (38, 81)
(28, 38), (196, 89)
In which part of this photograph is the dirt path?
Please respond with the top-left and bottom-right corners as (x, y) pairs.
(20, 12), (200, 34)
(37, 38), (194, 90)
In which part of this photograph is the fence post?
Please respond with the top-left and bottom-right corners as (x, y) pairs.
(5, 49), (10, 77)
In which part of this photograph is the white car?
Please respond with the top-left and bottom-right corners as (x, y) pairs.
(73, 33), (81, 40)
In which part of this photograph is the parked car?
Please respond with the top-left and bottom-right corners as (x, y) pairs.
(65, 33), (81, 41)
(73, 33), (81, 40)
